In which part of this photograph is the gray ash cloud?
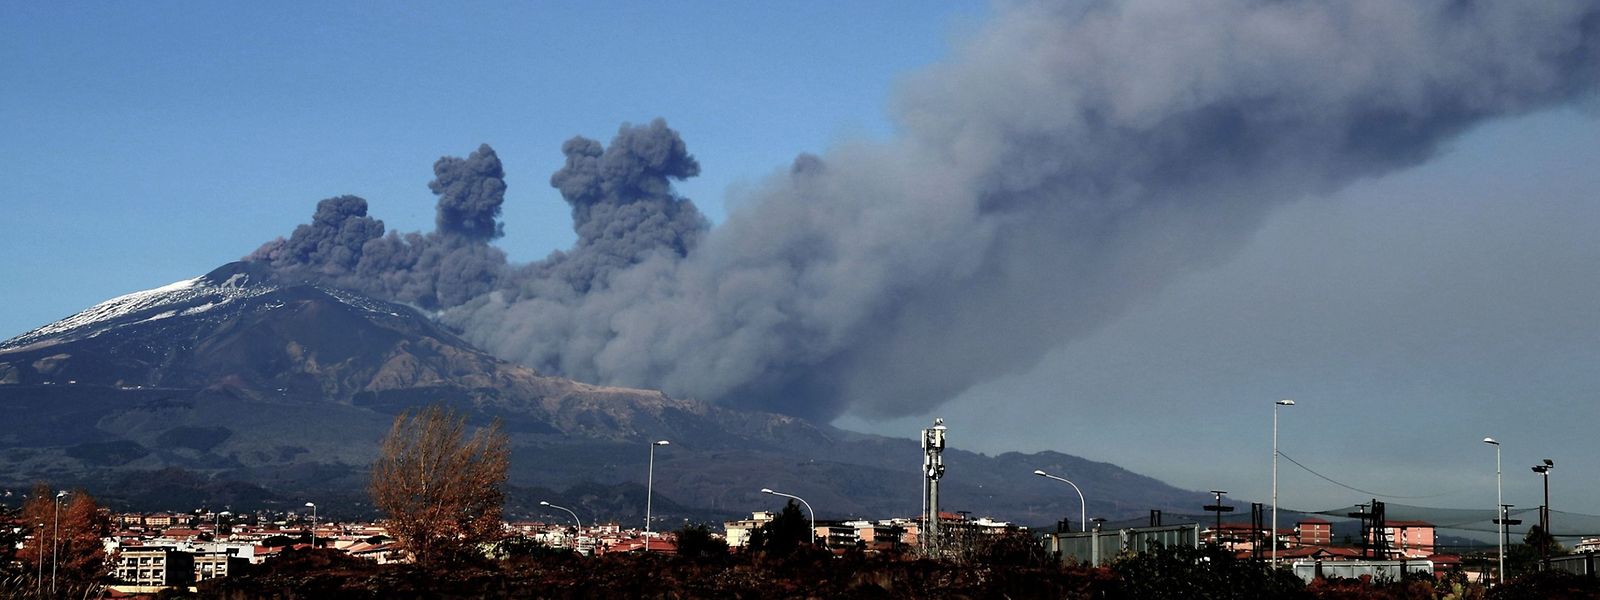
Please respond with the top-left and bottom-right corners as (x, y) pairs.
(432, 144), (508, 241)
(539, 119), (708, 294)
(249, 147), (511, 310)
(253, 0), (1600, 421)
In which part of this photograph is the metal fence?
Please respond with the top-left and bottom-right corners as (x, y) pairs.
(1043, 523), (1201, 566)
(1546, 553), (1598, 577)
(1289, 559), (1433, 582)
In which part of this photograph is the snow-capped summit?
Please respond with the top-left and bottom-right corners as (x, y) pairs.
(0, 262), (281, 352)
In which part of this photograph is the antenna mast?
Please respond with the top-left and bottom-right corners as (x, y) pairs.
(921, 418), (947, 556)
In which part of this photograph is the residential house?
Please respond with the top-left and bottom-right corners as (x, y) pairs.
(1296, 518), (1332, 547)
(115, 546), (194, 587)
(1369, 520), (1435, 559)
(723, 511), (775, 548)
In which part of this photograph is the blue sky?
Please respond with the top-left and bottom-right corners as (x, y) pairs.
(4, 3), (1599, 520)
(2, 1), (983, 335)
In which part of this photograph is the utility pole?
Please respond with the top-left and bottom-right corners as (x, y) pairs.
(1203, 491), (1234, 549)
(1496, 504), (1522, 577)
(1250, 503), (1265, 560)
(1346, 503), (1370, 559)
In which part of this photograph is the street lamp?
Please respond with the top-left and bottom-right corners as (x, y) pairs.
(304, 502), (317, 548)
(1273, 399), (1295, 567)
(540, 501), (584, 550)
(36, 521), (44, 599)
(761, 488), (816, 545)
(645, 440), (669, 551)
(1033, 470), (1086, 535)
(1483, 437), (1502, 585)
(52, 490), (68, 597)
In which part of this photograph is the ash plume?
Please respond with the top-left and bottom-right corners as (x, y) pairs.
(537, 119), (708, 293)
(257, 0), (1600, 422)
(432, 144), (508, 241)
(250, 146), (511, 310)
(249, 195), (386, 274)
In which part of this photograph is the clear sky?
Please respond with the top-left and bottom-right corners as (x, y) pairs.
(4, 2), (1599, 519)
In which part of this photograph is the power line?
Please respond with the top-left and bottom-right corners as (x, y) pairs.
(1277, 451), (1458, 500)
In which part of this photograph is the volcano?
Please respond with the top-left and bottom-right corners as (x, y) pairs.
(0, 262), (1208, 523)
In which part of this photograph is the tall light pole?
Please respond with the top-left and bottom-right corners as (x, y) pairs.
(761, 488), (816, 545)
(1273, 399), (1295, 567)
(645, 439), (669, 552)
(1483, 437), (1502, 585)
(1033, 470), (1085, 535)
(1531, 460), (1554, 532)
(540, 501), (584, 550)
(304, 502), (317, 548)
(1532, 459), (1554, 567)
(51, 490), (67, 597)
(36, 521), (44, 599)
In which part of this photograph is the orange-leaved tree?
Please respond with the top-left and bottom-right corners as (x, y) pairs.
(18, 483), (110, 594)
(371, 405), (509, 565)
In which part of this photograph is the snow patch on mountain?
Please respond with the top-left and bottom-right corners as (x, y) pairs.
(0, 276), (274, 351)
(1, 262), (433, 353)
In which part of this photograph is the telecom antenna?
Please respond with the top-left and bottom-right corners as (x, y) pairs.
(921, 418), (947, 555)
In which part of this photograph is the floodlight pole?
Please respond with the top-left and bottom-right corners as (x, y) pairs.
(1538, 460), (1553, 569)
(1273, 399), (1294, 568)
(1531, 461), (1553, 533)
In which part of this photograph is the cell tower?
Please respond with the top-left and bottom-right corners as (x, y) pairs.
(921, 418), (947, 555)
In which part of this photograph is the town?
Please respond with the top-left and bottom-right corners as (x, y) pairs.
(6, 414), (1599, 599)
(7, 498), (1600, 597)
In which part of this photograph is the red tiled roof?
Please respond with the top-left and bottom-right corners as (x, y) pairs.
(1212, 523), (1294, 534)
(1279, 546), (1364, 559)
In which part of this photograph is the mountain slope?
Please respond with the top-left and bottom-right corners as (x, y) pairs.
(0, 262), (1210, 523)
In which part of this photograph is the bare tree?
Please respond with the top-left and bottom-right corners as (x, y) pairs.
(371, 405), (510, 565)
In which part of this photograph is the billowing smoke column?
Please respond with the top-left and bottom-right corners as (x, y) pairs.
(432, 144), (508, 241)
(250, 195), (385, 274)
(257, 0), (1600, 422)
(250, 146), (511, 310)
(538, 118), (708, 293)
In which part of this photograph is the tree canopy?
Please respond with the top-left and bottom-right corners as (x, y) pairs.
(371, 405), (509, 565)
(17, 483), (109, 596)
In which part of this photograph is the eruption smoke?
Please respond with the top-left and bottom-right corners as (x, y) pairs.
(432, 144), (508, 241)
(253, 0), (1600, 422)
(251, 147), (510, 310)
(539, 118), (708, 293)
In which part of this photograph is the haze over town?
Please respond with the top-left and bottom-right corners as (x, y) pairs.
(3, 0), (1598, 523)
